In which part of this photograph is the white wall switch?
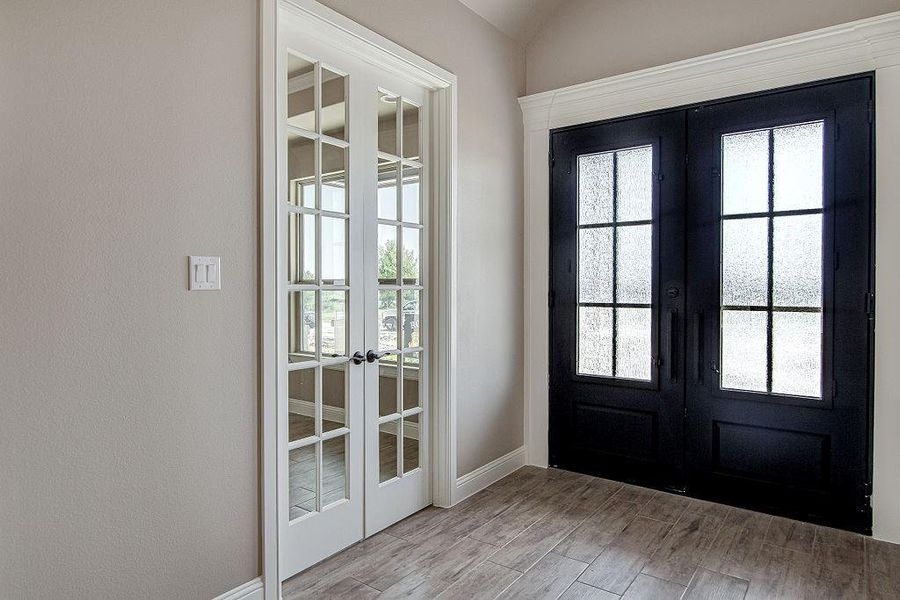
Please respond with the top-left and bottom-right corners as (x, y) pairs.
(189, 256), (221, 290)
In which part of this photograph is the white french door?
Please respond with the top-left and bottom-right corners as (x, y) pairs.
(277, 4), (431, 579)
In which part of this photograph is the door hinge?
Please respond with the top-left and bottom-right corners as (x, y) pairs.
(711, 166), (720, 178)
(549, 148), (555, 169)
(862, 481), (873, 497)
(548, 289), (556, 308)
(657, 172), (665, 182)
(831, 379), (838, 400)
(866, 292), (876, 320)
(683, 406), (688, 419)
(868, 99), (875, 124)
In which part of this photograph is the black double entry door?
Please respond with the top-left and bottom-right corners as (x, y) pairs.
(549, 75), (874, 533)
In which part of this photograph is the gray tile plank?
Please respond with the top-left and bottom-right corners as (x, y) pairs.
(496, 551), (588, 600)
(682, 568), (748, 600)
(867, 537), (900, 600)
(437, 560), (522, 600)
(640, 500), (729, 585)
(560, 581), (621, 600)
(764, 515), (816, 554)
(620, 574), (685, 600)
(638, 491), (691, 524)
(700, 507), (771, 580)
(607, 516), (672, 555)
(578, 546), (647, 595)
(554, 498), (640, 563)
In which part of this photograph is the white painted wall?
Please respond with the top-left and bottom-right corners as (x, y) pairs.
(317, 0), (526, 477)
(0, 1), (259, 597)
(526, 0), (900, 94)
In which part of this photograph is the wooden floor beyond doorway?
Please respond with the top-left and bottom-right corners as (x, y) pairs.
(281, 466), (899, 599)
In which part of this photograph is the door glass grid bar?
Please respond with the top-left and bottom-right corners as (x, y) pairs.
(576, 145), (654, 381)
(285, 49), (351, 523)
(377, 88), (423, 485)
(719, 121), (824, 399)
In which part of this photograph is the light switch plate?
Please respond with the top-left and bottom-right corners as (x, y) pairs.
(189, 256), (221, 290)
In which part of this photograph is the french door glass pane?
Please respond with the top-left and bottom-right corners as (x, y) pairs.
(321, 67), (346, 141)
(402, 166), (421, 224)
(322, 435), (348, 506)
(773, 214), (822, 307)
(322, 363), (346, 432)
(378, 160), (399, 220)
(379, 356), (399, 417)
(287, 212), (316, 284)
(772, 311), (822, 397)
(718, 121), (824, 398)
(320, 291), (346, 358)
(722, 129), (769, 215)
(378, 224), (398, 284)
(615, 146), (652, 221)
(615, 225), (651, 304)
(288, 290), (316, 363)
(401, 289), (420, 348)
(722, 217), (768, 306)
(578, 306), (613, 377)
(379, 423), (399, 483)
(321, 143), (347, 213)
(721, 309), (768, 392)
(401, 100), (419, 160)
(377, 91), (398, 155)
(378, 290), (399, 350)
(289, 443), (317, 519)
(615, 307), (651, 380)
(402, 352), (421, 410)
(287, 54), (315, 131)
(288, 133), (315, 207)
(401, 227), (420, 286)
(403, 413), (420, 473)
(579, 228), (613, 303)
(288, 368), (316, 441)
(774, 122), (823, 211)
(321, 216), (347, 284)
(578, 152), (614, 225)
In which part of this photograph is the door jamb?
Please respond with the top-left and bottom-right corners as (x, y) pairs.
(260, 1), (458, 596)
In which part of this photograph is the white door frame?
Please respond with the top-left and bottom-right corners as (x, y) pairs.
(260, 0), (457, 596)
(519, 12), (900, 544)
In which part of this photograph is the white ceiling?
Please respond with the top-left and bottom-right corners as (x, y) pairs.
(458, 0), (567, 44)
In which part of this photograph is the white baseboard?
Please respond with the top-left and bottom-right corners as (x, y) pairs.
(454, 446), (526, 504)
(212, 577), (264, 600)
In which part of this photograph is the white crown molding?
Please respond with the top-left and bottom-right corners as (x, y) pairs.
(519, 11), (900, 131)
(211, 578), (264, 600)
(281, 0), (456, 91)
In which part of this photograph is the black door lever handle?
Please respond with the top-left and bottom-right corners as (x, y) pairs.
(366, 349), (395, 363)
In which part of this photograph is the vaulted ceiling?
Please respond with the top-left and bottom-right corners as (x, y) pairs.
(458, 0), (568, 44)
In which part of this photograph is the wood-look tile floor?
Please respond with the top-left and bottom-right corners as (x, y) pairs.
(282, 466), (900, 599)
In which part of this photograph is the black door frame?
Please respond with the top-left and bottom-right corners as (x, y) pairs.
(548, 73), (875, 533)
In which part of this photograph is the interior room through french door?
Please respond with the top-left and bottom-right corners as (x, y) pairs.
(278, 4), (431, 579)
(549, 75), (874, 532)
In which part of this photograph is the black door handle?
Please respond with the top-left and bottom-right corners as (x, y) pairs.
(366, 349), (395, 363)
(693, 311), (704, 384)
(350, 351), (366, 365)
(668, 309), (678, 383)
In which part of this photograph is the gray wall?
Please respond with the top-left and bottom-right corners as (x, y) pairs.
(526, 0), (900, 94)
(0, 0), (259, 597)
(317, 0), (527, 476)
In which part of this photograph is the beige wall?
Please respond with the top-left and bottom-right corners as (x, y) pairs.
(525, 0), (900, 94)
(0, 0), (259, 598)
(317, 0), (526, 476)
